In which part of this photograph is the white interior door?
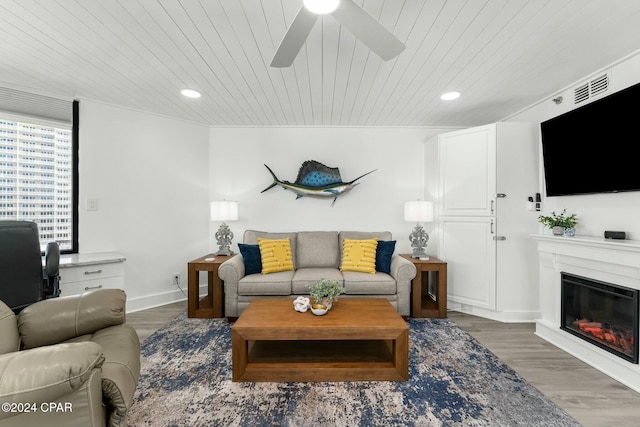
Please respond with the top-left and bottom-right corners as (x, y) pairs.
(438, 124), (496, 216)
(440, 217), (496, 310)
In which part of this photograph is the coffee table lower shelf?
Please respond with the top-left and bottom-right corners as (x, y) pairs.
(234, 339), (406, 382)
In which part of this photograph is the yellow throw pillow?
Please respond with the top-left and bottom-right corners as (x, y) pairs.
(258, 238), (294, 274)
(341, 238), (378, 274)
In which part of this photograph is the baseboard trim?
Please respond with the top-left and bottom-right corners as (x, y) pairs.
(448, 303), (540, 323)
(126, 284), (207, 313)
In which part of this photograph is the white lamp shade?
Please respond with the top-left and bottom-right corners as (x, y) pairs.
(404, 200), (434, 223)
(210, 201), (238, 221)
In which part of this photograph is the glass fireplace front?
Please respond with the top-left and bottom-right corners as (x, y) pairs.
(561, 272), (639, 364)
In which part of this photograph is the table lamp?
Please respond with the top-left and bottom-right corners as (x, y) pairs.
(210, 200), (238, 256)
(404, 200), (434, 258)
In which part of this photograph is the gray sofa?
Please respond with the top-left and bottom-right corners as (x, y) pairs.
(219, 230), (417, 318)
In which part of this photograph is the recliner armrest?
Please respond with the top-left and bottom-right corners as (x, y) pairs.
(17, 289), (127, 349)
(0, 341), (104, 421)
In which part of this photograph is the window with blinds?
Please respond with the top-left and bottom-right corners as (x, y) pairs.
(0, 89), (78, 253)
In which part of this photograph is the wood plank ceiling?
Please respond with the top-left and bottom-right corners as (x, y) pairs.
(1, 0), (640, 126)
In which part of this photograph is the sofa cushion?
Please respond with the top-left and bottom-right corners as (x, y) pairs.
(244, 230), (298, 268)
(238, 271), (294, 295)
(342, 271), (396, 295)
(375, 240), (396, 274)
(340, 238), (378, 274)
(296, 231), (340, 269)
(339, 231), (392, 260)
(258, 238), (294, 274)
(291, 268), (344, 294)
(238, 243), (262, 275)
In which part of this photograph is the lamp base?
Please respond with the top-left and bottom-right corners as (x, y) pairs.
(411, 248), (428, 259)
(214, 222), (234, 257)
(409, 223), (430, 259)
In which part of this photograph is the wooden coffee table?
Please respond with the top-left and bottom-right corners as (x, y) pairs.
(231, 298), (409, 382)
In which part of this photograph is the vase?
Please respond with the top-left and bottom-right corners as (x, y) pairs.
(563, 227), (576, 237)
(551, 226), (564, 236)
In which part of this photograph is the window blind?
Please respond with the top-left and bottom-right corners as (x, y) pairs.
(0, 86), (73, 124)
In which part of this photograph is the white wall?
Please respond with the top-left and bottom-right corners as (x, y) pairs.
(507, 50), (640, 240)
(74, 49), (640, 312)
(79, 100), (210, 310)
(209, 127), (452, 255)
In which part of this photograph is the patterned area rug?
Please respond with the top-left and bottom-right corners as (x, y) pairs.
(127, 313), (581, 427)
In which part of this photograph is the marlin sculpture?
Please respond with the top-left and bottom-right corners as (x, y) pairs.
(261, 160), (376, 206)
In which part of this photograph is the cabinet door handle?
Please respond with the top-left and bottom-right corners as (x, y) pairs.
(491, 200), (494, 213)
(490, 220), (494, 234)
(84, 284), (103, 291)
(84, 269), (103, 275)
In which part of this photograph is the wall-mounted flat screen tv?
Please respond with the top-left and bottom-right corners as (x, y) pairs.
(540, 81), (640, 197)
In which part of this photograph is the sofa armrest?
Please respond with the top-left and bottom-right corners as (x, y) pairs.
(389, 255), (417, 316)
(218, 255), (246, 317)
(0, 342), (104, 421)
(17, 289), (127, 349)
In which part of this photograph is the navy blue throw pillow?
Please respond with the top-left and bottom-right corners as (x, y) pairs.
(238, 243), (262, 275)
(375, 240), (396, 274)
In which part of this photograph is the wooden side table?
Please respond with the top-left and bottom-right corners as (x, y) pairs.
(187, 254), (233, 318)
(400, 254), (448, 318)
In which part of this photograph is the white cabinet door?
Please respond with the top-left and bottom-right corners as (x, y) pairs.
(439, 217), (496, 310)
(438, 124), (496, 216)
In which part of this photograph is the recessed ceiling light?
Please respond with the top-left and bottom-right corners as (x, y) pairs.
(181, 89), (201, 98)
(440, 91), (461, 101)
(303, 0), (340, 15)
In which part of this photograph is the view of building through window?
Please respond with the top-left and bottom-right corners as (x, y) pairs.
(0, 117), (73, 251)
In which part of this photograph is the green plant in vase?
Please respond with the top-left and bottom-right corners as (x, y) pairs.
(538, 209), (578, 236)
(308, 278), (346, 309)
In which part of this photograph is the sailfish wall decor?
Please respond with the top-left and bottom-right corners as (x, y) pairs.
(261, 160), (376, 206)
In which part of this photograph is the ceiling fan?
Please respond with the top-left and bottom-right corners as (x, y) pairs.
(270, 0), (406, 68)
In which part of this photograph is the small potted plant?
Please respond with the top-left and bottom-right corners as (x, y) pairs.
(538, 209), (578, 236)
(308, 278), (346, 310)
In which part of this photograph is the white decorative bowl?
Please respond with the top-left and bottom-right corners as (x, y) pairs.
(310, 304), (328, 316)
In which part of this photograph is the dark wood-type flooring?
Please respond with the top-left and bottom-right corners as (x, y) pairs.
(126, 301), (640, 427)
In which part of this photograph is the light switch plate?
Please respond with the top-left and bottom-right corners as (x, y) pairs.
(87, 198), (99, 211)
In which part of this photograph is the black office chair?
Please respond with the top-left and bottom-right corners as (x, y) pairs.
(0, 220), (60, 313)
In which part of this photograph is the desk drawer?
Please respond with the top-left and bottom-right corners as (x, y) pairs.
(59, 276), (124, 297)
(59, 262), (124, 283)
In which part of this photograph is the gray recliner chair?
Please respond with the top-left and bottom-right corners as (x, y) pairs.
(0, 289), (141, 427)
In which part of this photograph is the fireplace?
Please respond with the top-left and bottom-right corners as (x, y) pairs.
(561, 272), (639, 364)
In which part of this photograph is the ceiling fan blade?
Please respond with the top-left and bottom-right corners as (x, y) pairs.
(270, 6), (318, 68)
(331, 0), (405, 61)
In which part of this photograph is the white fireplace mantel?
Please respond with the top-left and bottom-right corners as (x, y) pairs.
(532, 234), (640, 393)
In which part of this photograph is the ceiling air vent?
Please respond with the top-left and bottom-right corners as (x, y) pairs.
(574, 73), (609, 104)
(590, 73), (609, 96)
(574, 84), (590, 104)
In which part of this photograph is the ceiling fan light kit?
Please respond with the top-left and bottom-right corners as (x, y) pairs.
(181, 89), (201, 98)
(303, 0), (339, 15)
(271, 0), (406, 68)
(440, 92), (461, 101)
